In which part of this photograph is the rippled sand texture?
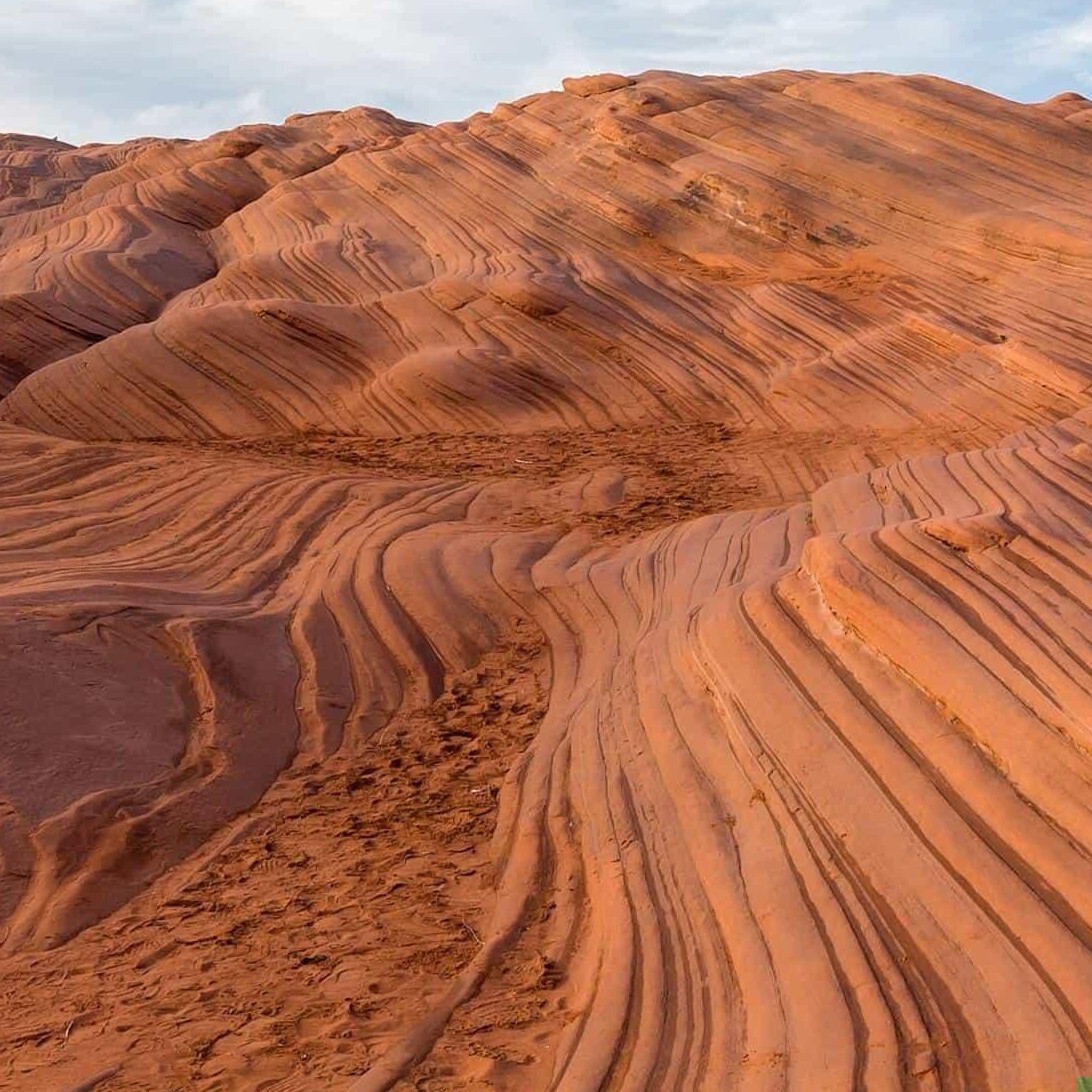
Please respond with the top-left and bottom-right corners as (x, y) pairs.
(0, 72), (1090, 1090)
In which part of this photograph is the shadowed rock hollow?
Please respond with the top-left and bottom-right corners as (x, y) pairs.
(0, 70), (1090, 1091)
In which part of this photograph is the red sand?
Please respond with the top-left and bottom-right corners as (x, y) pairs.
(0, 71), (1090, 1090)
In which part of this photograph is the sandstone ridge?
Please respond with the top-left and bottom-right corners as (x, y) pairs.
(0, 71), (1090, 1091)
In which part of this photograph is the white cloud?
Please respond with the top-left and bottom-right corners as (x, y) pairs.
(1034, 13), (1092, 66)
(130, 90), (268, 138)
(0, 0), (1088, 144)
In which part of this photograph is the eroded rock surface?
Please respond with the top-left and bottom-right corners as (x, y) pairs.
(0, 71), (1090, 1091)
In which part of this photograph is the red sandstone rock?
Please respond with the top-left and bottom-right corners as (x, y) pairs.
(0, 71), (1090, 1091)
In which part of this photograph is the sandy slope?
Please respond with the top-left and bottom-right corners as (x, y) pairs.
(0, 72), (1090, 1090)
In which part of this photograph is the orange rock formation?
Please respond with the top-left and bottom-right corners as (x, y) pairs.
(0, 71), (1090, 1090)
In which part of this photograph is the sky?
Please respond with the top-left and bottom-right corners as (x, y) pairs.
(1, 0), (1090, 144)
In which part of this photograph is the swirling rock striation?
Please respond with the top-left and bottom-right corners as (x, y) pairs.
(0, 71), (1089, 1091)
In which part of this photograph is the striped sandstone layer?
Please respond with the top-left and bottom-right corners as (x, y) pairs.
(0, 72), (1089, 1091)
